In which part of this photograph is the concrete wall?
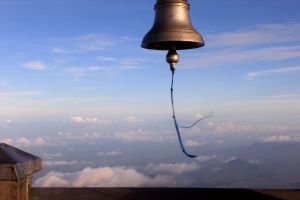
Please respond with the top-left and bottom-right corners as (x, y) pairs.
(0, 176), (31, 200)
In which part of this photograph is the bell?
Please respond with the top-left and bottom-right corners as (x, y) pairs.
(141, 0), (207, 158)
(141, 0), (204, 51)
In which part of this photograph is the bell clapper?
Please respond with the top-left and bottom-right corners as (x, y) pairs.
(166, 49), (179, 72)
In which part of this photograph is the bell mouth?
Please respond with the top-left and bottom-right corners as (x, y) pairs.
(141, 30), (205, 50)
(142, 41), (204, 50)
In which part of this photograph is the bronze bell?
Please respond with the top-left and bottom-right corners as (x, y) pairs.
(141, 0), (206, 158)
(141, 0), (204, 71)
(141, 0), (204, 51)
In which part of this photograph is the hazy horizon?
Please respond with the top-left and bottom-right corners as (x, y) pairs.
(1, 0), (300, 188)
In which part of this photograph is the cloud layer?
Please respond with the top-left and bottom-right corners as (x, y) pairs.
(35, 166), (174, 187)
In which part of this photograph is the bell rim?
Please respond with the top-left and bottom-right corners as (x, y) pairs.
(141, 31), (205, 50)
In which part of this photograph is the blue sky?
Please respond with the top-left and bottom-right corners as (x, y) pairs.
(0, 0), (299, 121)
(0, 0), (300, 187)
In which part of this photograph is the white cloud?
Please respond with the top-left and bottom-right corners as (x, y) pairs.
(97, 150), (122, 156)
(114, 129), (174, 142)
(225, 157), (238, 163)
(35, 166), (174, 187)
(196, 155), (217, 162)
(185, 140), (206, 147)
(52, 34), (119, 54)
(119, 59), (144, 66)
(96, 56), (144, 69)
(1, 138), (13, 145)
(57, 131), (111, 143)
(184, 23), (300, 69)
(265, 94), (300, 100)
(195, 113), (205, 119)
(260, 135), (300, 143)
(185, 121), (300, 137)
(70, 116), (112, 125)
(73, 34), (115, 51)
(126, 116), (137, 124)
(5, 137), (48, 147)
(184, 46), (300, 69)
(146, 162), (199, 175)
(44, 160), (79, 167)
(4, 119), (12, 125)
(51, 47), (72, 54)
(64, 66), (109, 77)
(119, 58), (144, 70)
(16, 137), (31, 147)
(42, 153), (63, 160)
(35, 137), (46, 145)
(244, 66), (300, 80)
(35, 172), (70, 187)
(23, 60), (47, 70)
(57, 128), (174, 144)
(96, 56), (117, 61)
(206, 23), (300, 48)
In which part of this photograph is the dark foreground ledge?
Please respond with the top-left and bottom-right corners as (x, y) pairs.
(30, 188), (300, 200)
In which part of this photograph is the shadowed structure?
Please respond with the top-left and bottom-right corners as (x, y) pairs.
(0, 143), (42, 200)
(30, 188), (300, 200)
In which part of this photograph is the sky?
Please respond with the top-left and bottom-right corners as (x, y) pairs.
(0, 0), (300, 188)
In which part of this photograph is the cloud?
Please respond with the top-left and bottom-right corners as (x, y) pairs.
(57, 131), (111, 143)
(42, 153), (63, 160)
(260, 135), (300, 143)
(23, 60), (47, 70)
(35, 137), (46, 145)
(126, 116), (137, 124)
(51, 34), (120, 54)
(3, 137), (48, 147)
(196, 155), (217, 162)
(114, 129), (174, 142)
(119, 58), (144, 70)
(44, 160), (79, 167)
(185, 121), (300, 137)
(206, 23), (300, 48)
(96, 56), (144, 70)
(57, 128), (174, 144)
(146, 162), (199, 175)
(51, 47), (72, 54)
(16, 137), (31, 147)
(180, 22), (300, 69)
(35, 172), (70, 187)
(1, 138), (13, 145)
(5, 119), (12, 124)
(185, 140), (206, 147)
(265, 94), (300, 100)
(244, 65), (300, 80)
(184, 46), (300, 69)
(97, 150), (122, 156)
(34, 166), (174, 187)
(96, 56), (117, 61)
(73, 34), (115, 51)
(70, 116), (112, 125)
(0, 91), (40, 98)
(64, 66), (109, 77)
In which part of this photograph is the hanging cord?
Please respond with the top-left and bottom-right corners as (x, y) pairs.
(167, 48), (212, 158)
(180, 111), (214, 129)
(170, 70), (196, 158)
